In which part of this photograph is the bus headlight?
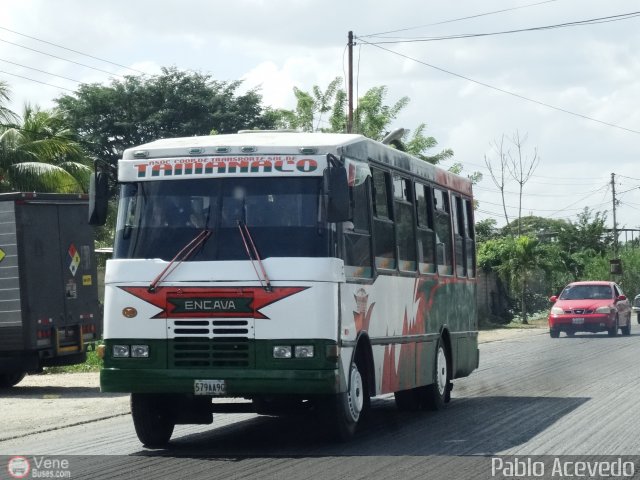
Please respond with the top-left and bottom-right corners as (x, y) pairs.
(294, 345), (314, 358)
(273, 346), (292, 359)
(112, 345), (130, 358)
(131, 345), (150, 358)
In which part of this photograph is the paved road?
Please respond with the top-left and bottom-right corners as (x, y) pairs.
(2, 326), (640, 479)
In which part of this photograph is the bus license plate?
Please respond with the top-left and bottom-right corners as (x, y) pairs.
(572, 318), (584, 325)
(194, 380), (226, 395)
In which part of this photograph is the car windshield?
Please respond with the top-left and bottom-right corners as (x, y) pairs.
(559, 284), (612, 300)
(113, 177), (329, 261)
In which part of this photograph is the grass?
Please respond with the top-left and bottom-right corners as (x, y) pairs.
(479, 312), (548, 331)
(42, 342), (103, 374)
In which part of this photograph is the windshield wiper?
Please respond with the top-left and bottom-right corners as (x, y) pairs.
(148, 229), (212, 292)
(237, 220), (272, 292)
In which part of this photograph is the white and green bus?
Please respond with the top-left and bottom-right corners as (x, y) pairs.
(93, 131), (479, 447)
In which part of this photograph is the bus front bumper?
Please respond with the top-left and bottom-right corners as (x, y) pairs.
(100, 367), (341, 395)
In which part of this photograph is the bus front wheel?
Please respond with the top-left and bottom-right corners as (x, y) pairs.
(131, 393), (175, 448)
(326, 358), (366, 441)
(422, 340), (451, 411)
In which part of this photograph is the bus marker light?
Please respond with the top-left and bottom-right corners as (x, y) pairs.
(325, 345), (339, 360)
(294, 346), (314, 358)
(131, 345), (149, 358)
(273, 346), (292, 359)
(113, 345), (130, 358)
(96, 344), (105, 359)
(122, 307), (138, 318)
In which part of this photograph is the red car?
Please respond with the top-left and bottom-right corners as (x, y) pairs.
(548, 281), (632, 338)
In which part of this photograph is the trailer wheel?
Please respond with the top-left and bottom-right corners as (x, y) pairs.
(0, 372), (26, 388)
(131, 393), (175, 448)
(422, 339), (451, 411)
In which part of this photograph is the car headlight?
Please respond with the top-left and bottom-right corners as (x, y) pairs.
(550, 307), (565, 315)
(273, 346), (292, 359)
(595, 306), (612, 314)
(112, 344), (130, 358)
(294, 345), (315, 358)
(131, 344), (149, 358)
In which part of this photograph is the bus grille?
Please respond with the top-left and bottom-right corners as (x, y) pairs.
(169, 319), (252, 368)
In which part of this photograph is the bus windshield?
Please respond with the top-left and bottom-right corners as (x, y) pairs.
(113, 177), (328, 261)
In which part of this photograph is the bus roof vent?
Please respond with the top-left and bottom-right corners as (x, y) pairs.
(133, 150), (149, 158)
(240, 146), (257, 153)
(189, 147), (205, 155)
(215, 147), (231, 153)
(299, 147), (317, 155)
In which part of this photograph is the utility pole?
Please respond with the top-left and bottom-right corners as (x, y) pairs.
(347, 31), (354, 133)
(611, 172), (618, 257)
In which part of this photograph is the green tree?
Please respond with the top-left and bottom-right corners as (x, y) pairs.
(55, 67), (276, 168)
(0, 104), (91, 193)
(479, 235), (555, 323)
(0, 80), (17, 125)
(274, 77), (454, 165)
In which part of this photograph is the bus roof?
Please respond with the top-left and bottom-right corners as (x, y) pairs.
(121, 131), (472, 196)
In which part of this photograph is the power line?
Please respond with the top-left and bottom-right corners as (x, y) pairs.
(359, 40), (640, 136)
(361, 0), (561, 38)
(0, 58), (83, 84)
(363, 11), (640, 44)
(473, 184), (606, 197)
(0, 70), (75, 92)
(0, 37), (123, 78)
(0, 25), (146, 75)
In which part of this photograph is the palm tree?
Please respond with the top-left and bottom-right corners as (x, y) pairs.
(0, 80), (17, 125)
(0, 104), (92, 193)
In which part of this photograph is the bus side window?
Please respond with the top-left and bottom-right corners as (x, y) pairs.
(415, 183), (436, 274)
(433, 188), (453, 276)
(343, 177), (373, 278)
(453, 195), (466, 277)
(393, 175), (416, 272)
(371, 168), (396, 271)
(464, 199), (476, 278)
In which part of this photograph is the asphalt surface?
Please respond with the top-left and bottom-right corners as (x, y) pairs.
(3, 326), (640, 479)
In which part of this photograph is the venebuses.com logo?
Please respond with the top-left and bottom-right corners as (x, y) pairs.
(7, 456), (30, 479)
(6, 455), (71, 478)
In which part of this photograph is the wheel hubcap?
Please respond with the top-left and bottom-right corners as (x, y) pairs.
(436, 347), (447, 396)
(346, 365), (364, 421)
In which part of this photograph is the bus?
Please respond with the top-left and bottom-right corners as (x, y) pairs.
(93, 131), (479, 447)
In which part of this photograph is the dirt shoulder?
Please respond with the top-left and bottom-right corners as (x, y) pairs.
(0, 326), (546, 442)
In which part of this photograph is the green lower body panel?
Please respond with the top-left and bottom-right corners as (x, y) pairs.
(100, 367), (340, 395)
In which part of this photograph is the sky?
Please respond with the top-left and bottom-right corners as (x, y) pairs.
(2, 0), (640, 234)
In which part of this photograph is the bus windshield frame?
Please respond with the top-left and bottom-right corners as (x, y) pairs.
(113, 177), (328, 261)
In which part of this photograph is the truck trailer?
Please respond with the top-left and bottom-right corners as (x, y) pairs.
(0, 193), (101, 387)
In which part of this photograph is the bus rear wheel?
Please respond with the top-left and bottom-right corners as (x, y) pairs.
(131, 393), (175, 448)
(422, 340), (451, 411)
(0, 371), (25, 388)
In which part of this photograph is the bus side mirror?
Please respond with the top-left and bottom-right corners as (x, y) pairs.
(324, 166), (351, 223)
(88, 170), (109, 226)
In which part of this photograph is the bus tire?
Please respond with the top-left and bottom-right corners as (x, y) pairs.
(423, 339), (451, 411)
(327, 357), (366, 441)
(0, 371), (26, 388)
(131, 393), (175, 448)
